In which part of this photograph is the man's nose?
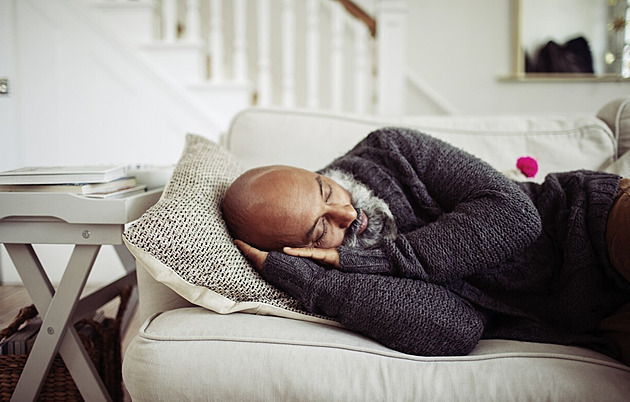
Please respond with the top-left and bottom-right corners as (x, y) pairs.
(328, 204), (357, 229)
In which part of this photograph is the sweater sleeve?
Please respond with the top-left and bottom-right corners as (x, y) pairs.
(330, 128), (543, 284)
(263, 251), (485, 356)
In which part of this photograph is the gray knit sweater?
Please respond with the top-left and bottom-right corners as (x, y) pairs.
(262, 127), (630, 357)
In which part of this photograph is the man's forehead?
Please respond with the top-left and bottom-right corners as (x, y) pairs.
(252, 169), (317, 209)
(252, 189), (319, 247)
(252, 166), (317, 192)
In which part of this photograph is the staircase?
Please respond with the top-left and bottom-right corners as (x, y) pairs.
(86, 0), (407, 133)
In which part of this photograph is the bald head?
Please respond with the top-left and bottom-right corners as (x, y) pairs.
(222, 165), (316, 250)
(222, 164), (360, 252)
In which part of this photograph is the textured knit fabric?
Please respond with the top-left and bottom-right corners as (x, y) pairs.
(261, 127), (630, 358)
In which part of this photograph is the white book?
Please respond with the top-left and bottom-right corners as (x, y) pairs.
(0, 165), (127, 185)
(0, 177), (138, 194)
(84, 184), (147, 199)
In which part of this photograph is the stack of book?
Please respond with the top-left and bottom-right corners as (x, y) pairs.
(0, 311), (105, 355)
(0, 316), (41, 355)
(0, 165), (147, 198)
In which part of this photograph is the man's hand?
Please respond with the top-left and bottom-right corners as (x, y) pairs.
(282, 247), (340, 268)
(234, 239), (268, 272)
(234, 239), (340, 271)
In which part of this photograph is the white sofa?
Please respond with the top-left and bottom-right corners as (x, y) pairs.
(123, 100), (630, 401)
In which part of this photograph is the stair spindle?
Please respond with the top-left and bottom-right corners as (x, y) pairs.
(185, 0), (202, 43)
(306, 0), (320, 108)
(163, 0), (177, 42)
(233, 0), (248, 84)
(330, 1), (344, 111)
(209, 0), (224, 82)
(376, 0), (407, 115)
(281, 0), (296, 107)
(256, 0), (272, 106)
(353, 20), (370, 113)
(94, 0), (383, 114)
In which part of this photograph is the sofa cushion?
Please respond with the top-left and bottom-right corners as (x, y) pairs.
(123, 134), (334, 324)
(123, 307), (630, 401)
(598, 97), (630, 157)
(227, 109), (616, 182)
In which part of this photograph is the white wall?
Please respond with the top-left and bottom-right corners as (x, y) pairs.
(0, 0), (222, 174)
(0, 0), (20, 170)
(1, 0), (629, 284)
(0, 0), (20, 285)
(0, 0), (221, 284)
(406, 0), (628, 115)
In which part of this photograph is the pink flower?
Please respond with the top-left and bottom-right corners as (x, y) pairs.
(516, 156), (538, 178)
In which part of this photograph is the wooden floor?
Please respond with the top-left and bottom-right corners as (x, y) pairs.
(0, 286), (34, 329)
(0, 285), (140, 401)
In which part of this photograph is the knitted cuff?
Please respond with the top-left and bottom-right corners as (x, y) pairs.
(262, 252), (319, 304)
(337, 246), (392, 275)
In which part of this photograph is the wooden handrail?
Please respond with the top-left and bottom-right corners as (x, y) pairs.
(336, 0), (376, 37)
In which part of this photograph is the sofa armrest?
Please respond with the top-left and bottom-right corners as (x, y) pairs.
(136, 260), (194, 323)
(603, 150), (630, 178)
(597, 97), (630, 157)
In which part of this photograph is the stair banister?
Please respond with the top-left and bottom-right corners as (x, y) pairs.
(89, 0), (407, 116)
(338, 0), (377, 38)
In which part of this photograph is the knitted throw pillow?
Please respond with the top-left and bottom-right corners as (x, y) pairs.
(123, 134), (333, 323)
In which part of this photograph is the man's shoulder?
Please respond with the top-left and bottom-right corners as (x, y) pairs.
(365, 126), (425, 141)
(358, 127), (453, 157)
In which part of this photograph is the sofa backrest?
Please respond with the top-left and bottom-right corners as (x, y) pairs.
(225, 108), (617, 181)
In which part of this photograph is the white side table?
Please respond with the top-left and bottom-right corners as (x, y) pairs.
(0, 188), (162, 402)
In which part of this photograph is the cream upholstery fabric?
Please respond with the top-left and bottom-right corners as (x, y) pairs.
(605, 148), (630, 177)
(227, 109), (616, 182)
(598, 97), (630, 157)
(123, 306), (630, 401)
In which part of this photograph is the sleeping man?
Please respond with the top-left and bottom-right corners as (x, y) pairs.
(221, 127), (630, 364)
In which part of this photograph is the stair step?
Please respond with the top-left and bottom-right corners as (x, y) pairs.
(140, 42), (206, 85)
(187, 82), (252, 129)
(93, 0), (156, 45)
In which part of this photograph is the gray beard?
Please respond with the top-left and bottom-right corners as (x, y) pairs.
(322, 169), (397, 249)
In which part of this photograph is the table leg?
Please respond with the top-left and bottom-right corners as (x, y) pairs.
(114, 244), (139, 333)
(5, 243), (112, 402)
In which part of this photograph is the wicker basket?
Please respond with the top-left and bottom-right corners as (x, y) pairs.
(0, 287), (131, 402)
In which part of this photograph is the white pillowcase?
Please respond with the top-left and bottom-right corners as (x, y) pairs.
(123, 134), (335, 324)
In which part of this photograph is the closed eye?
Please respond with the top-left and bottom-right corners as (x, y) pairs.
(313, 219), (328, 247)
(312, 177), (332, 247)
(306, 175), (327, 245)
